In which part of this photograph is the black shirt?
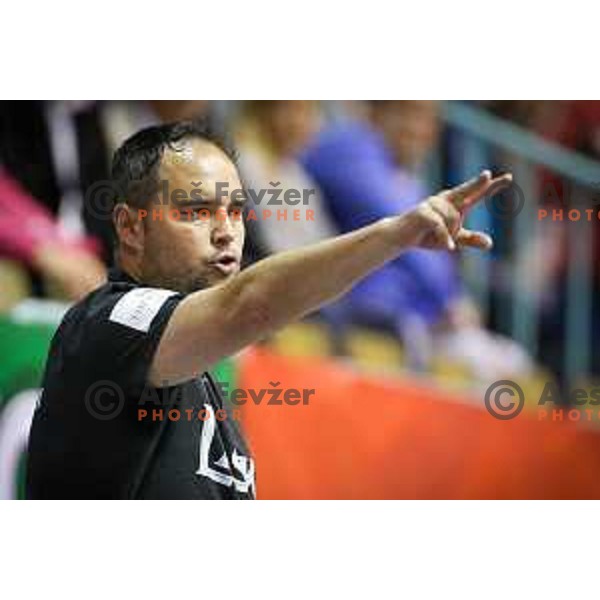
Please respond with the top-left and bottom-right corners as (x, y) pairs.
(26, 267), (255, 499)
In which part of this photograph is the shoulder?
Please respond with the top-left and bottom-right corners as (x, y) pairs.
(58, 279), (182, 340)
(46, 279), (185, 394)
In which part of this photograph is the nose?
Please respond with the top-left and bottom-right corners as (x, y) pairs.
(211, 211), (235, 248)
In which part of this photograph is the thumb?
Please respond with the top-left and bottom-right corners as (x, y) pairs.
(455, 228), (493, 250)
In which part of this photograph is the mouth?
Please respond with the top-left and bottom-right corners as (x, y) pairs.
(208, 253), (239, 276)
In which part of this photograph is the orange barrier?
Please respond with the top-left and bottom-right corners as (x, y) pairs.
(239, 348), (600, 499)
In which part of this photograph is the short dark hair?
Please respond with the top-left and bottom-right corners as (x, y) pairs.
(111, 120), (237, 209)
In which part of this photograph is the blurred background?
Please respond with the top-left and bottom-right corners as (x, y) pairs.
(2, 100), (600, 499)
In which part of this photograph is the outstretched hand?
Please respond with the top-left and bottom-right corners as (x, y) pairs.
(409, 170), (513, 251)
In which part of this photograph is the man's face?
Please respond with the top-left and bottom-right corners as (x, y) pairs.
(138, 139), (246, 293)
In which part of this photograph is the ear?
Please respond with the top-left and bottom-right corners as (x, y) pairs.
(113, 203), (145, 253)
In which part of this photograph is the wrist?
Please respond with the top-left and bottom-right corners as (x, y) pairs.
(379, 213), (422, 250)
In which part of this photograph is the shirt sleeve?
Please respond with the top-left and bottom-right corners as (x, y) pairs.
(82, 286), (185, 398)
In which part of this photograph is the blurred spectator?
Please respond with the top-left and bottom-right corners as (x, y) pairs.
(0, 169), (105, 302)
(0, 101), (211, 303)
(232, 101), (338, 256)
(0, 100), (113, 302)
(302, 100), (533, 378)
(0, 101), (212, 263)
(0, 101), (114, 264)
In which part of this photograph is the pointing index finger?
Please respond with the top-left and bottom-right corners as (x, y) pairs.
(445, 170), (491, 210)
(447, 171), (514, 212)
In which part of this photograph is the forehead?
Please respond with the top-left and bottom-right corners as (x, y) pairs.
(158, 138), (241, 194)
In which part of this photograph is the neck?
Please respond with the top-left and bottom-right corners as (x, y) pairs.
(117, 253), (143, 283)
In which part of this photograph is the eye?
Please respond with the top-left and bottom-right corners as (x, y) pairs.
(192, 207), (211, 221)
(230, 207), (244, 220)
(179, 208), (194, 220)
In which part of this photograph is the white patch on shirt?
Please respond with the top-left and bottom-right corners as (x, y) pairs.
(109, 288), (178, 333)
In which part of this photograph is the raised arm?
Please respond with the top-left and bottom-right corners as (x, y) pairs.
(150, 171), (512, 385)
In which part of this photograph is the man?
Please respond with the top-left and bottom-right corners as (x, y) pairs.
(26, 121), (511, 499)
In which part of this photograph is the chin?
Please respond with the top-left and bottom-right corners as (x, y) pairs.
(207, 270), (237, 286)
(179, 265), (240, 294)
